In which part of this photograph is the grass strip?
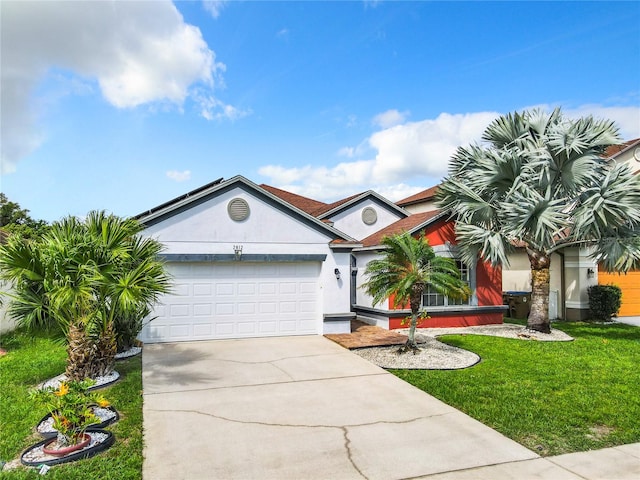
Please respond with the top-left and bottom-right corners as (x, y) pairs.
(0, 328), (143, 479)
(391, 321), (640, 456)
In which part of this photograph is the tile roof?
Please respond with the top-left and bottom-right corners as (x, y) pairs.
(605, 138), (640, 158)
(360, 210), (443, 247)
(259, 184), (329, 217)
(396, 185), (439, 207)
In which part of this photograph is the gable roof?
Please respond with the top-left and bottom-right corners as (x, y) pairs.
(359, 210), (445, 248)
(316, 190), (409, 220)
(135, 176), (361, 246)
(605, 138), (640, 159)
(261, 185), (408, 220)
(396, 185), (439, 207)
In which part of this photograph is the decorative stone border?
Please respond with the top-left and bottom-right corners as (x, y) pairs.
(37, 371), (120, 391)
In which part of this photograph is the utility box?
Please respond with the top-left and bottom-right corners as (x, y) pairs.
(503, 291), (532, 319)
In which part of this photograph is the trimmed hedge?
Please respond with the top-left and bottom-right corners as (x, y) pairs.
(588, 284), (622, 321)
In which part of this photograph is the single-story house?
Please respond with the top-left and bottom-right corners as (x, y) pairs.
(135, 175), (505, 343)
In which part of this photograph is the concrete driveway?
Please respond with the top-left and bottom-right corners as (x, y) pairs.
(142, 336), (551, 479)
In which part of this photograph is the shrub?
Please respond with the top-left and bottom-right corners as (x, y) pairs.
(588, 285), (622, 321)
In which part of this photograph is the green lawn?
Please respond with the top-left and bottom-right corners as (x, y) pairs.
(392, 321), (640, 456)
(0, 328), (143, 479)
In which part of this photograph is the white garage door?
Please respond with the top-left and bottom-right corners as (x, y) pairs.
(142, 262), (321, 343)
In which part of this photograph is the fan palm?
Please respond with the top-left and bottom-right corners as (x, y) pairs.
(362, 231), (470, 351)
(438, 108), (640, 333)
(0, 211), (170, 379)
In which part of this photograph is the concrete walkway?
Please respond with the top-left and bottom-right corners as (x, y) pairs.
(142, 336), (640, 479)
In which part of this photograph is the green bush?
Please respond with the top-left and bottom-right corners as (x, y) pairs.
(588, 284), (622, 321)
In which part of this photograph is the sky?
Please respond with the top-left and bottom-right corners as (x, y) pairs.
(1, 0), (639, 223)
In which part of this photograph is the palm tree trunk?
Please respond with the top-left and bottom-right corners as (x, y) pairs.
(65, 324), (95, 381)
(527, 249), (551, 333)
(93, 321), (117, 377)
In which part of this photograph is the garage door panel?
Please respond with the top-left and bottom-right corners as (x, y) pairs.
(193, 284), (212, 296)
(143, 262), (321, 342)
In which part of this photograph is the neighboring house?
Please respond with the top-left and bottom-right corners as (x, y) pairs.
(135, 175), (506, 343)
(396, 138), (640, 320)
(597, 138), (640, 317)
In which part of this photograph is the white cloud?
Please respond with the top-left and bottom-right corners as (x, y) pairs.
(260, 103), (640, 204)
(203, 1), (227, 18)
(166, 170), (192, 182)
(0, 1), (231, 174)
(372, 109), (410, 129)
(195, 93), (252, 121)
(565, 105), (640, 140)
(259, 111), (499, 201)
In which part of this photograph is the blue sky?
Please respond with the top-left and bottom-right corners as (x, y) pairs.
(2, 1), (639, 222)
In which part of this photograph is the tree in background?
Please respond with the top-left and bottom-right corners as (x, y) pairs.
(438, 108), (640, 333)
(363, 231), (470, 352)
(0, 193), (49, 240)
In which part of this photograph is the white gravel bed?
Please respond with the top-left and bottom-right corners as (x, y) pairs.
(353, 336), (480, 369)
(400, 323), (574, 342)
(354, 323), (573, 370)
(115, 346), (142, 360)
(37, 371), (120, 390)
(21, 431), (109, 464)
(37, 407), (117, 435)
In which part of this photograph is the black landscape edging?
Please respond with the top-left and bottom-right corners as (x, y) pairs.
(21, 429), (115, 467)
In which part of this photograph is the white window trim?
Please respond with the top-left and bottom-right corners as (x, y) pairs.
(422, 244), (478, 308)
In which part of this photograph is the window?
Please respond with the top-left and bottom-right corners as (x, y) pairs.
(422, 260), (471, 308)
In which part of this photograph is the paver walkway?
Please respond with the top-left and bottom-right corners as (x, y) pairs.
(325, 320), (408, 348)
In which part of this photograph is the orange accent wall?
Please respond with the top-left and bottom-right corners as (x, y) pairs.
(598, 270), (640, 316)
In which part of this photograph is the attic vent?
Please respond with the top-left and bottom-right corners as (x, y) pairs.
(362, 207), (378, 225)
(228, 198), (250, 221)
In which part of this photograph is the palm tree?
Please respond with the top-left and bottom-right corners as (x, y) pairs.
(438, 108), (640, 333)
(362, 231), (470, 351)
(0, 211), (170, 380)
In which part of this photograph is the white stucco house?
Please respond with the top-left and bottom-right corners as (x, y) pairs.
(135, 175), (506, 343)
(135, 176), (363, 343)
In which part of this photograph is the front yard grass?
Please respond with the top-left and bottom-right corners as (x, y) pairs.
(392, 321), (640, 456)
(0, 328), (142, 479)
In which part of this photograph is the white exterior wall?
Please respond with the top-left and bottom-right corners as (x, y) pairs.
(614, 144), (640, 172)
(330, 199), (404, 241)
(142, 185), (353, 324)
(352, 251), (387, 309)
(402, 201), (438, 214)
(502, 250), (564, 319)
(564, 247), (598, 313)
(0, 282), (17, 334)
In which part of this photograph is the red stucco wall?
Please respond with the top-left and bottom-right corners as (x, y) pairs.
(386, 218), (503, 329)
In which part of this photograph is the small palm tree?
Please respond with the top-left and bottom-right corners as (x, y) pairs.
(0, 211), (170, 380)
(438, 108), (640, 333)
(362, 231), (470, 351)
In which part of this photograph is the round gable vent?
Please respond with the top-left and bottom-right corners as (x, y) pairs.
(362, 207), (378, 225)
(228, 198), (250, 221)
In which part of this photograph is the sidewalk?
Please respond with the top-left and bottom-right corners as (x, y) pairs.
(422, 442), (640, 479)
